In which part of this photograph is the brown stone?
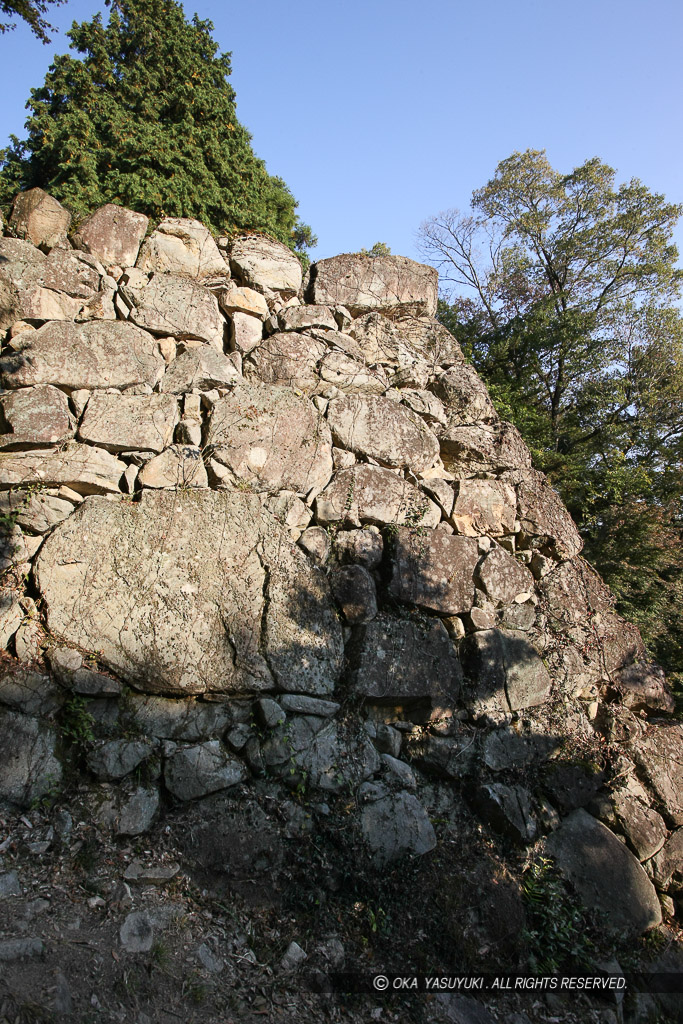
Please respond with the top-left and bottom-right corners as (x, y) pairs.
(9, 189), (71, 250)
(476, 546), (535, 606)
(308, 254), (438, 318)
(327, 394), (440, 474)
(245, 331), (326, 393)
(0, 386), (74, 448)
(315, 465), (441, 529)
(72, 204), (149, 267)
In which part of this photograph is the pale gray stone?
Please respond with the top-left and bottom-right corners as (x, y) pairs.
(72, 204), (148, 267)
(0, 667), (62, 716)
(246, 331), (326, 393)
(333, 527), (383, 569)
(164, 741), (246, 800)
(207, 382), (332, 496)
(318, 350), (389, 395)
(545, 809), (662, 936)
(451, 479), (517, 537)
(400, 388), (448, 427)
(0, 871), (21, 897)
(230, 310), (265, 353)
(230, 234), (302, 297)
(327, 394), (440, 474)
(0, 320), (165, 391)
(120, 911), (155, 953)
(430, 364), (498, 425)
(440, 422), (532, 473)
(298, 526), (331, 565)
(78, 392), (178, 453)
(87, 738), (155, 780)
(123, 273), (226, 350)
(138, 445), (209, 489)
(0, 489), (75, 534)
(628, 722), (683, 826)
(278, 304), (337, 333)
(35, 490), (343, 696)
(136, 218), (227, 279)
(315, 465), (441, 529)
(9, 189), (71, 250)
(0, 385), (74, 448)
(0, 708), (62, 807)
(0, 589), (24, 648)
(388, 527), (479, 615)
(308, 254), (438, 317)
(279, 694), (340, 717)
(0, 443), (125, 494)
(0, 240), (101, 327)
(476, 546), (535, 606)
(515, 468), (583, 559)
(361, 790), (436, 866)
(159, 344), (240, 393)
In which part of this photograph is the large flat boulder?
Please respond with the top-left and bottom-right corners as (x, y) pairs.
(440, 422), (532, 473)
(122, 273), (226, 350)
(229, 235), (302, 297)
(347, 615), (463, 704)
(327, 394), (439, 473)
(79, 392), (179, 453)
(72, 204), (148, 267)
(315, 465), (441, 528)
(245, 331), (326, 393)
(388, 527), (479, 615)
(8, 189), (71, 250)
(207, 382), (332, 495)
(136, 218), (227, 279)
(0, 443), (125, 494)
(346, 312), (460, 369)
(34, 490), (343, 696)
(0, 239), (101, 327)
(545, 809), (662, 936)
(460, 628), (552, 714)
(0, 320), (165, 391)
(308, 254), (438, 318)
(318, 350), (389, 395)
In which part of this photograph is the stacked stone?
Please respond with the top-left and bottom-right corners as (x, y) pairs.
(0, 189), (680, 934)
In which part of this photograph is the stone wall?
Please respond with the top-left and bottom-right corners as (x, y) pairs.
(0, 188), (681, 945)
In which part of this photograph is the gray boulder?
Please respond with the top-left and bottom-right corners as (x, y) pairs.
(0, 443), (125, 494)
(327, 394), (440, 473)
(430, 363), (498, 425)
(87, 738), (155, 781)
(0, 385), (74, 448)
(360, 790), (436, 866)
(35, 490), (343, 696)
(0, 239), (102, 327)
(388, 527), (479, 615)
(315, 465), (441, 529)
(246, 331), (326, 393)
(229, 234), (302, 297)
(122, 273), (226, 350)
(460, 629), (552, 715)
(329, 565), (377, 623)
(207, 382), (332, 495)
(308, 254), (438, 318)
(78, 392), (178, 453)
(348, 614), (462, 704)
(136, 218), (227, 279)
(8, 189), (71, 250)
(476, 546), (534, 606)
(0, 319), (165, 391)
(473, 783), (537, 844)
(545, 809), (662, 936)
(515, 469), (583, 559)
(451, 479), (517, 537)
(138, 445), (209, 489)
(164, 741), (246, 800)
(440, 421), (532, 474)
(159, 344), (240, 393)
(628, 722), (683, 826)
(72, 204), (148, 267)
(0, 708), (62, 807)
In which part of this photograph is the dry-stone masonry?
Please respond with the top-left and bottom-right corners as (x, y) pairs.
(0, 195), (680, 957)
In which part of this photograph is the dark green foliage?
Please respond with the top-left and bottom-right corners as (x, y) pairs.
(423, 151), (683, 686)
(0, 0), (65, 43)
(0, 0), (312, 250)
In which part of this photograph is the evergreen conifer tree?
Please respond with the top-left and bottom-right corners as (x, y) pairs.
(0, 0), (310, 248)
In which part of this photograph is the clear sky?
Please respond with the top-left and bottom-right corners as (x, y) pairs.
(1, 0), (682, 265)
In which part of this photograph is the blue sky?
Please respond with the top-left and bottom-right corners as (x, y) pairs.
(1, 0), (682, 265)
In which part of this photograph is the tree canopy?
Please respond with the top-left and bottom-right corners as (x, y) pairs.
(0, 0), (312, 250)
(0, 0), (65, 43)
(420, 151), (683, 688)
